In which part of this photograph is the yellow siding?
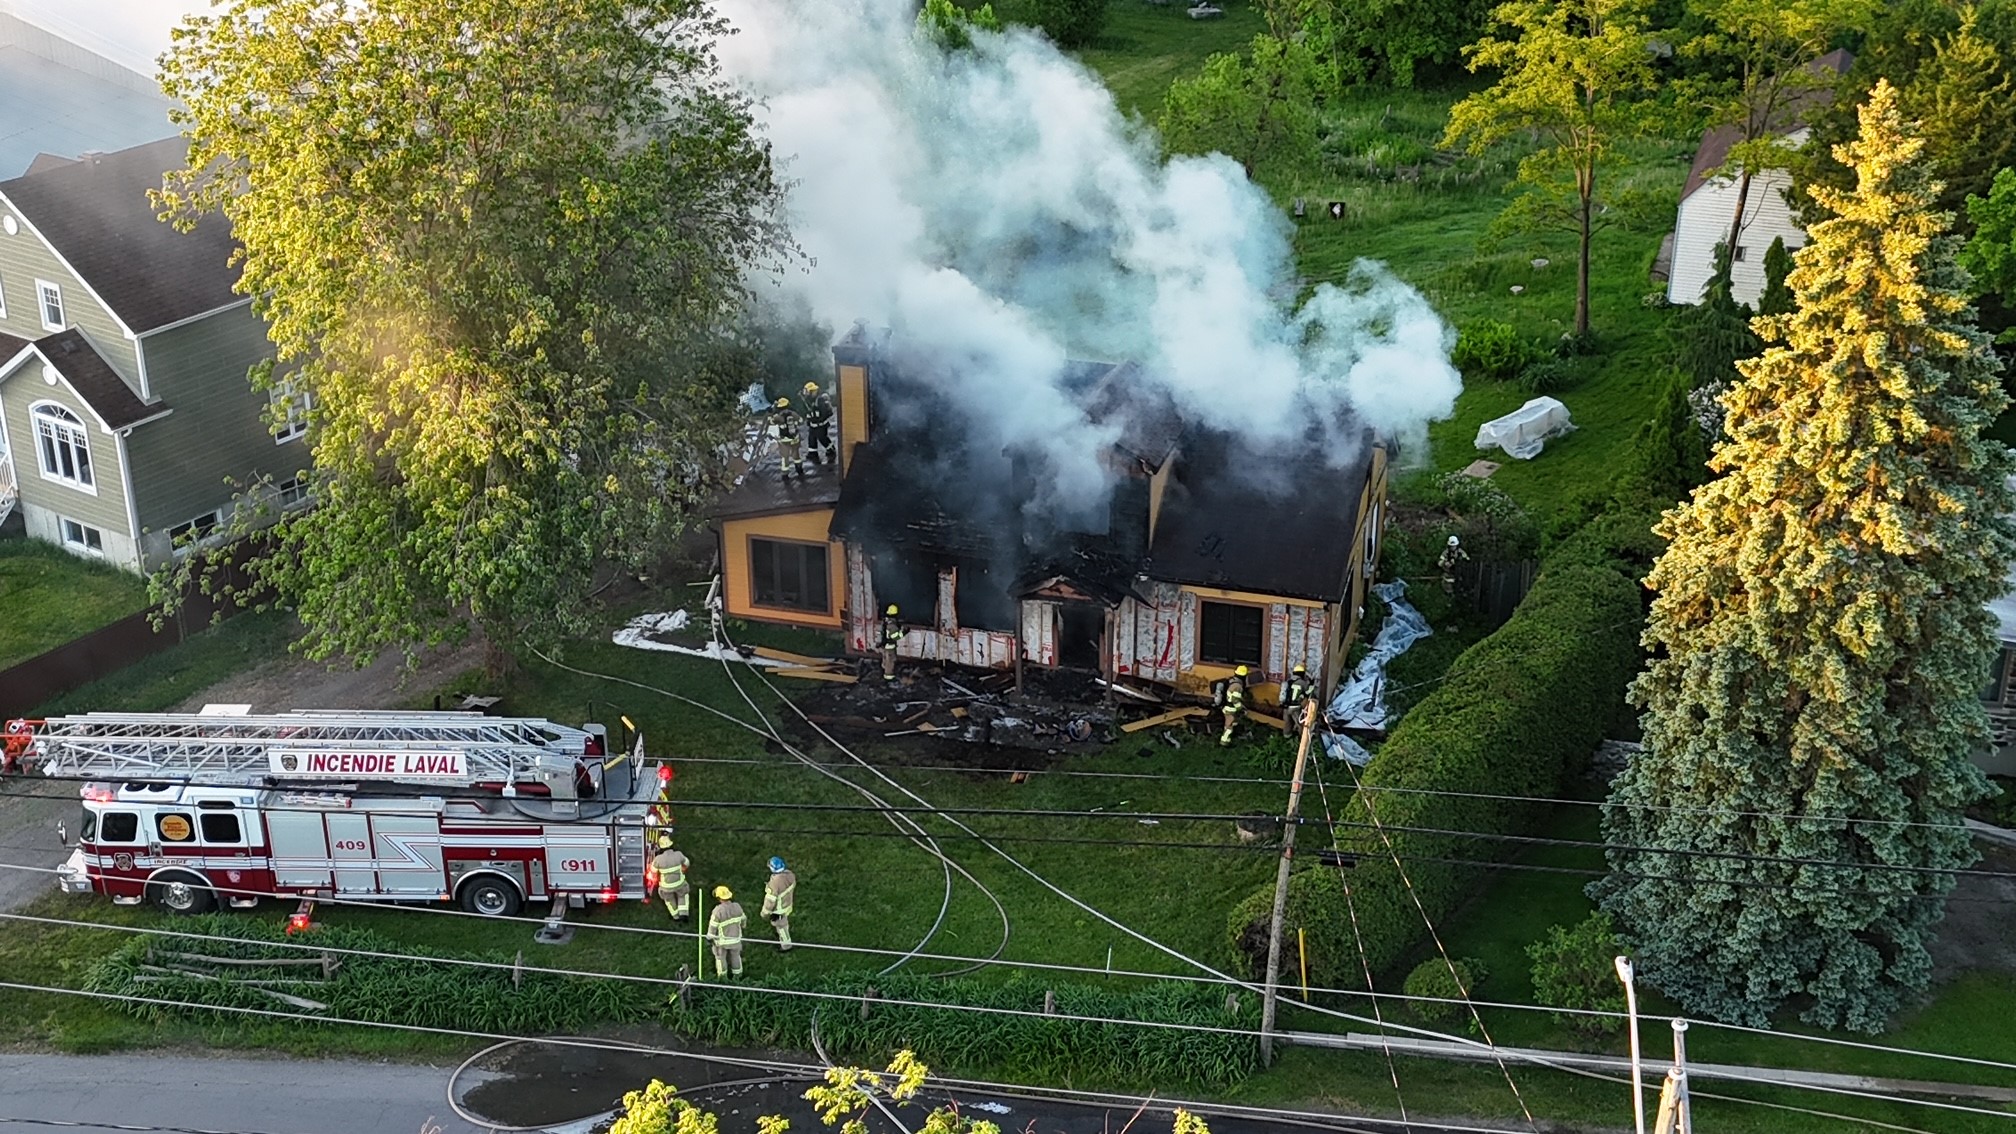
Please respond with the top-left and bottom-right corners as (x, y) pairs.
(838, 364), (869, 474)
(721, 509), (845, 630)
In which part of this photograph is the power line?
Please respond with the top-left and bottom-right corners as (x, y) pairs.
(0, 978), (1533, 1134)
(12, 775), (2013, 884)
(0, 918), (1981, 1132)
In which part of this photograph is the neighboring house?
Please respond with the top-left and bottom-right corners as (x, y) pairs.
(709, 326), (1389, 706)
(0, 136), (306, 572)
(1665, 48), (1852, 308)
(0, 10), (176, 180)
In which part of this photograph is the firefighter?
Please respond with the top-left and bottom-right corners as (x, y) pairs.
(801, 381), (836, 467)
(652, 834), (692, 922)
(762, 855), (797, 951)
(879, 604), (903, 681)
(2, 719), (35, 776)
(768, 397), (802, 477)
(1438, 534), (1469, 594)
(1216, 665), (1250, 748)
(1282, 663), (1320, 736)
(707, 885), (746, 978)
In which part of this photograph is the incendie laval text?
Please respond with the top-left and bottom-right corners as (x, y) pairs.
(268, 749), (470, 778)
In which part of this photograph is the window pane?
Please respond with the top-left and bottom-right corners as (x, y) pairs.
(803, 544), (829, 613)
(1199, 601), (1263, 665)
(777, 541), (803, 605)
(752, 539), (776, 604)
(199, 812), (242, 843)
(100, 812), (139, 843)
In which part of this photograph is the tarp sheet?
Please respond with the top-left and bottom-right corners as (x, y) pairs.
(1474, 396), (1574, 459)
(1321, 579), (1431, 765)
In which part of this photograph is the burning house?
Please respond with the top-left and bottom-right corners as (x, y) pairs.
(710, 326), (1389, 708)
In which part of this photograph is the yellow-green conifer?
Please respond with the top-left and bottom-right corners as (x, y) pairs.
(1595, 81), (2015, 1030)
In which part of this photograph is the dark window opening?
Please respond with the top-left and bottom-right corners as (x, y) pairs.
(1060, 603), (1104, 669)
(99, 812), (139, 843)
(749, 538), (831, 614)
(953, 559), (1017, 632)
(199, 812), (242, 844)
(872, 554), (937, 622)
(1199, 601), (1264, 666)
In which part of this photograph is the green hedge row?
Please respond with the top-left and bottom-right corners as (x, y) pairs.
(84, 917), (1257, 1090)
(671, 971), (1258, 1090)
(85, 916), (655, 1035)
(1227, 513), (1654, 993)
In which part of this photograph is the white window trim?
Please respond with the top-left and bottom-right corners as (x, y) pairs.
(59, 516), (105, 558)
(165, 509), (223, 558)
(30, 400), (96, 496)
(276, 474), (312, 508)
(34, 278), (64, 332)
(0, 267), (7, 319)
(271, 380), (311, 444)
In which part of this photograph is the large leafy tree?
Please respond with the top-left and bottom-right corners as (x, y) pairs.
(1159, 35), (1324, 179)
(1443, 0), (1658, 337)
(156, 0), (790, 667)
(1680, 0), (1869, 256)
(1595, 82), (2014, 1031)
(1266, 0), (1491, 89)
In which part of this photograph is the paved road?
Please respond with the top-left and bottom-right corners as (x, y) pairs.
(0, 1053), (490, 1134)
(0, 779), (75, 913)
(0, 1050), (1491, 1134)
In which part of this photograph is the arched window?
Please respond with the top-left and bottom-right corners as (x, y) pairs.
(32, 402), (93, 489)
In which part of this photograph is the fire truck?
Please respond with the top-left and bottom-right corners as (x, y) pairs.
(9, 708), (671, 917)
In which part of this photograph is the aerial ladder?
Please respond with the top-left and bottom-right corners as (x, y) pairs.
(5, 710), (610, 801)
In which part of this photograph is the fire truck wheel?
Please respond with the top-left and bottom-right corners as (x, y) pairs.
(149, 874), (216, 915)
(458, 875), (522, 917)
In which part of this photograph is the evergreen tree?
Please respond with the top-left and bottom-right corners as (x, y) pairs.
(1594, 81), (2015, 1031)
(1620, 370), (1710, 502)
(1757, 235), (1795, 315)
(1668, 244), (1759, 444)
(1898, 6), (2016, 224)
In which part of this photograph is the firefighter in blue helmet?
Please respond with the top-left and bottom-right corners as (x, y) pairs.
(762, 855), (798, 951)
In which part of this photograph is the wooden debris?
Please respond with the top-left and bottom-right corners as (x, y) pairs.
(943, 679), (982, 699)
(901, 708), (933, 726)
(752, 646), (841, 667)
(1096, 679), (1162, 704)
(1249, 711), (1287, 730)
(1010, 771), (1030, 784)
(1120, 707), (1207, 733)
(950, 706), (969, 719)
(773, 667), (858, 684)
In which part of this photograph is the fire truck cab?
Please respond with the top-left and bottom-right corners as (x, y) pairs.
(20, 710), (671, 917)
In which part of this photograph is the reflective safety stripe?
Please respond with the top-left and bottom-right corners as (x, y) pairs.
(711, 913), (745, 945)
(766, 877), (795, 915)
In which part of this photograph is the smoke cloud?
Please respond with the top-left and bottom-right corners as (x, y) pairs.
(714, 0), (1461, 515)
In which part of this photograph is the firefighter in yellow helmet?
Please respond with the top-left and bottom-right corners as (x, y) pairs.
(707, 885), (746, 978)
(651, 834), (691, 922)
(1217, 664), (1251, 747)
(801, 381), (836, 466)
(880, 604), (903, 682)
(1282, 663), (1320, 736)
(768, 397), (802, 478)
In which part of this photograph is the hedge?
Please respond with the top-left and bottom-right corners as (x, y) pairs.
(85, 917), (1257, 1090)
(1228, 513), (1654, 993)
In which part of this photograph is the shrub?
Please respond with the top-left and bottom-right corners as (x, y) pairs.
(1527, 913), (1627, 1040)
(1402, 957), (1487, 1028)
(1027, 0), (1107, 48)
(1228, 523), (1647, 989)
(1515, 356), (1579, 396)
(1451, 319), (1542, 383)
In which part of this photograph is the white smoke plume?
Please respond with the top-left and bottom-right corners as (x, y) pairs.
(714, 0), (1462, 514)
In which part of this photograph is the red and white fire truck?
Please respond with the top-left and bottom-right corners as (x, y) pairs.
(8, 708), (672, 917)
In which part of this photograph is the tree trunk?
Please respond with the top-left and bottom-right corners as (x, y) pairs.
(483, 635), (516, 682)
(1725, 166), (1755, 275)
(1575, 167), (1594, 338)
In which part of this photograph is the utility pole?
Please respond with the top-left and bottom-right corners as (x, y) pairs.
(1616, 956), (1646, 1134)
(1259, 691), (1320, 1065)
(1653, 1019), (1693, 1134)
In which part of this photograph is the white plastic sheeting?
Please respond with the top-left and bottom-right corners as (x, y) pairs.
(611, 609), (798, 666)
(1474, 396), (1575, 459)
(1320, 579), (1431, 766)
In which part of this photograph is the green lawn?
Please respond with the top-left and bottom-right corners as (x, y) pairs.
(1073, 2), (1267, 117)
(0, 540), (151, 671)
(30, 608), (299, 716)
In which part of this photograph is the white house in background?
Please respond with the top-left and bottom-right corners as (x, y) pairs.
(1664, 48), (1852, 308)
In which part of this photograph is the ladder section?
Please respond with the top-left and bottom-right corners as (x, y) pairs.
(28, 712), (600, 799)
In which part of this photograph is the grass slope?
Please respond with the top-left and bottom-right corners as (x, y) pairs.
(0, 540), (150, 672)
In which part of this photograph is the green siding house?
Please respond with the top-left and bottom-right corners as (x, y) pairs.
(0, 137), (307, 573)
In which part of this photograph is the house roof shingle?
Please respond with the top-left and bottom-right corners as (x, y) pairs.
(0, 136), (242, 332)
(1144, 428), (1370, 603)
(0, 329), (164, 429)
(1679, 48), (1853, 202)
